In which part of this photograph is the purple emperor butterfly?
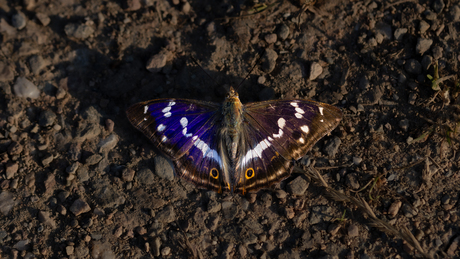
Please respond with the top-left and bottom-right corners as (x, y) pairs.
(127, 87), (342, 194)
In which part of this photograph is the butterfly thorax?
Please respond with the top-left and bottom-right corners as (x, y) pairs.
(222, 87), (244, 160)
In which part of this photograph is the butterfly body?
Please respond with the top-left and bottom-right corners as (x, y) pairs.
(127, 87), (342, 195)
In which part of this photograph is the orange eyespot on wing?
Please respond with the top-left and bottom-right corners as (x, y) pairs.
(210, 168), (219, 179)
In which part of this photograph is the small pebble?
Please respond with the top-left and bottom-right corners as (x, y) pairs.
(12, 12), (27, 30)
(69, 199), (91, 216)
(309, 62), (323, 80)
(14, 77), (40, 99)
(105, 119), (114, 132)
(264, 33), (277, 44)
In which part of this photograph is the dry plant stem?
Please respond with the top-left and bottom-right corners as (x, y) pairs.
(303, 167), (432, 259)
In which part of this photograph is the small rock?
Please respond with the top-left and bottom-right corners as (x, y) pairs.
(352, 157), (362, 165)
(66, 246), (74, 255)
(64, 23), (94, 39)
(450, 5), (460, 22)
(105, 119), (114, 132)
(264, 33), (277, 44)
(309, 62), (323, 80)
(13, 239), (29, 251)
(36, 13), (50, 26)
(70, 199), (91, 216)
(275, 189), (287, 199)
(287, 176), (309, 196)
(0, 18), (17, 36)
(153, 156), (174, 181)
(261, 49), (278, 73)
(345, 173), (360, 189)
(136, 168), (155, 185)
(0, 61), (14, 82)
(39, 109), (57, 127)
(388, 201), (402, 218)
(156, 205), (175, 223)
(207, 199), (222, 213)
(0, 191), (16, 215)
(122, 168), (135, 182)
(419, 20), (430, 34)
(432, 45), (443, 60)
(447, 236), (460, 256)
(161, 247), (171, 256)
(38, 211), (57, 228)
(14, 77), (40, 99)
(285, 207), (295, 219)
(5, 162), (18, 179)
(98, 134), (118, 153)
(416, 38), (433, 55)
(432, 0), (445, 13)
(182, 2), (191, 13)
(323, 136), (341, 157)
(125, 0), (141, 11)
(278, 24), (290, 40)
(348, 224), (359, 237)
(12, 12), (27, 30)
(146, 50), (173, 73)
(85, 154), (102, 166)
(394, 28), (407, 41)
(152, 237), (161, 256)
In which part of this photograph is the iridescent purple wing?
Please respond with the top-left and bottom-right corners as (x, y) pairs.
(126, 99), (230, 193)
(234, 99), (342, 194)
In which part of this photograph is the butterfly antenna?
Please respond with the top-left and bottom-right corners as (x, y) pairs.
(234, 49), (266, 92)
(190, 56), (219, 86)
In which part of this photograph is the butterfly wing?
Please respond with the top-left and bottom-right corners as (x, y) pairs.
(126, 99), (230, 193)
(234, 99), (342, 194)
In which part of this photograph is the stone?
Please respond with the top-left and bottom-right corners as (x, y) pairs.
(70, 199), (91, 216)
(287, 176), (309, 196)
(14, 77), (40, 99)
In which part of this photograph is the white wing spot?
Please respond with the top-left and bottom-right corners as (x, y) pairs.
(241, 139), (272, 167)
(290, 102), (299, 107)
(299, 137), (305, 144)
(277, 118), (286, 128)
(182, 128), (192, 137)
(161, 135), (167, 142)
(295, 108), (305, 114)
(180, 117), (188, 128)
(168, 101), (176, 106)
(268, 136), (273, 141)
(301, 125), (309, 133)
(162, 106), (171, 113)
(318, 106), (324, 115)
(164, 112), (171, 118)
(295, 113), (303, 119)
(143, 118), (147, 121)
(157, 124), (166, 132)
(273, 129), (284, 138)
(144, 105), (148, 114)
(193, 138), (222, 166)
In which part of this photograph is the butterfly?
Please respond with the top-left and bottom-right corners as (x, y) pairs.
(126, 87), (342, 195)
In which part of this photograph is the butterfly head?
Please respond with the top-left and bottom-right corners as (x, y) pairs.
(225, 87), (239, 101)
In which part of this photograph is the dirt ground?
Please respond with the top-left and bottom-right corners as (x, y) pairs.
(0, 0), (459, 258)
